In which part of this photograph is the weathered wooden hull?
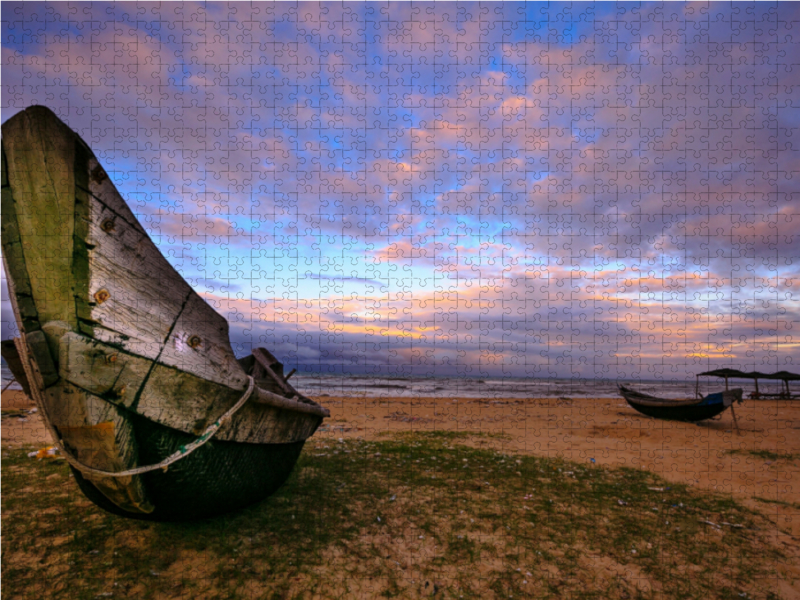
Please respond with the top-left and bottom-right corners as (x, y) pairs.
(618, 386), (742, 422)
(72, 411), (306, 521)
(1, 106), (329, 520)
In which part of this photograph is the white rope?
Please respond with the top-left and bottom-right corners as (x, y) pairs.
(57, 376), (256, 478)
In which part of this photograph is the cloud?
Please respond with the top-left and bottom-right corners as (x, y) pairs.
(2, 2), (798, 377)
(304, 273), (384, 286)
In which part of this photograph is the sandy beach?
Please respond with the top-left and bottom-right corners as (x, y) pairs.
(1, 389), (50, 445)
(3, 389), (800, 597)
(320, 392), (800, 596)
(314, 394), (800, 532)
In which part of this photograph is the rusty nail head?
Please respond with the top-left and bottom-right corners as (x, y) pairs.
(91, 164), (108, 184)
(188, 335), (202, 349)
(101, 219), (116, 233)
(105, 353), (118, 364)
(94, 288), (110, 304)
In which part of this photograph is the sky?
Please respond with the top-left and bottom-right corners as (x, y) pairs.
(1, 2), (798, 380)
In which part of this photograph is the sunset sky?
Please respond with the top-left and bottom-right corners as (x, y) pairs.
(2, 2), (798, 379)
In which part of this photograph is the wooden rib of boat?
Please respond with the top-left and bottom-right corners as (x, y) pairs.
(1, 106), (329, 521)
(618, 385), (743, 422)
(1, 339), (32, 396)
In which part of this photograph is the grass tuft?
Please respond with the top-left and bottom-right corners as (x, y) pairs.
(725, 449), (799, 461)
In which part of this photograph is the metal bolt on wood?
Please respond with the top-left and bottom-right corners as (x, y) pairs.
(91, 164), (108, 183)
(94, 288), (110, 303)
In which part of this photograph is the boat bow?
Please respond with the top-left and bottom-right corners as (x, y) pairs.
(2, 106), (328, 520)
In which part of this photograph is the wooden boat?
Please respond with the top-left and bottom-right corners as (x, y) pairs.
(1, 106), (329, 521)
(618, 385), (743, 422)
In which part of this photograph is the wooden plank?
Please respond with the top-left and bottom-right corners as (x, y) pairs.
(252, 347), (295, 395)
(82, 189), (192, 358)
(25, 330), (58, 387)
(253, 347), (284, 378)
(83, 158), (251, 391)
(237, 354), (255, 374)
(2, 107), (78, 329)
(15, 333), (152, 514)
(54, 388), (153, 514)
(220, 396), (319, 444)
(237, 351), (289, 396)
(158, 292), (249, 389)
(137, 364), (322, 444)
(40, 321), (71, 370)
(59, 332), (324, 444)
(58, 331), (152, 408)
(1, 186), (39, 332)
(71, 142), (93, 332)
(85, 156), (149, 237)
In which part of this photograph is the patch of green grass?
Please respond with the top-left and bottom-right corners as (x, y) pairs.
(725, 449), (799, 461)
(1, 436), (789, 600)
(753, 496), (800, 510)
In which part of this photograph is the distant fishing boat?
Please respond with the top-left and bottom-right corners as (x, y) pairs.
(1, 106), (329, 520)
(618, 385), (743, 422)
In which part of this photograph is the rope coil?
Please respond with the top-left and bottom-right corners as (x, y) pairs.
(56, 376), (256, 478)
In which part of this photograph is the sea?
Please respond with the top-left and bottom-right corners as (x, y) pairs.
(3, 362), (786, 400)
(287, 373), (787, 399)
